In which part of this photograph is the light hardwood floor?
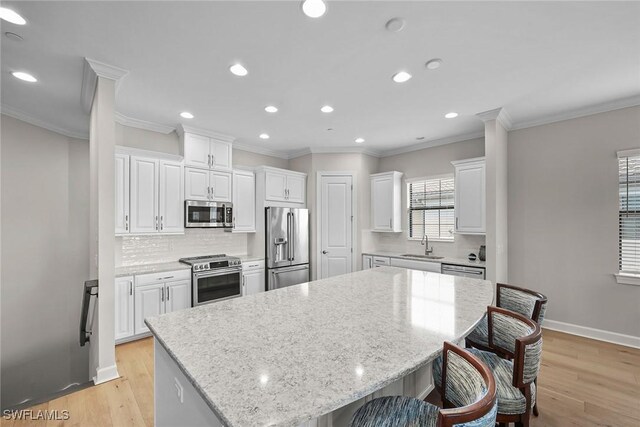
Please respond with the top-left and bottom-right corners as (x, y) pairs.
(2, 330), (639, 426)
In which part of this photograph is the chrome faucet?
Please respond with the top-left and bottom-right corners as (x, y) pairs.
(421, 233), (434, 256)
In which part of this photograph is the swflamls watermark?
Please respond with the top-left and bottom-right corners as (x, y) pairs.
(2, 409), (70, 421)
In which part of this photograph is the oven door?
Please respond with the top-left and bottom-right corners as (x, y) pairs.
(185, 201), (227, 228)
(193, 268), (242, 306)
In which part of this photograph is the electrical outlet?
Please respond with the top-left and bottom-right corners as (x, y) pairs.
(174, 377), (184, 403)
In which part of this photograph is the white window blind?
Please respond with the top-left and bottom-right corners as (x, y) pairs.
(619, 153), (640, 274)
(408, 176), (454, 240)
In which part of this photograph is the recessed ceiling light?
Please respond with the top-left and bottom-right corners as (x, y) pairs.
(302, 0), (327, 18)
(229, 63), (248, 77)
(259, 133), (270, 140)
(445, 112), (459, 119)
(425, 58), (443, 70)
(265, 105), (278, 113)
(392, 71), (412, 83)
(180, 112), (194, 119)
(0, 7), (26, 25)
(320, 105), (334, 113)
(12, 71), (37, 83)
(385, 18), (405, 32)
(355, 138), (365, 144)
(416, 136), (425, 140)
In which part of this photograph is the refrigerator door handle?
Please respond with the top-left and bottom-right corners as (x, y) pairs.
(286, 212), (292, 261)
(290, 212), (295, 262)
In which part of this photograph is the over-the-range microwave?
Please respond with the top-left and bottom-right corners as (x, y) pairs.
(185, 200), (232, 228)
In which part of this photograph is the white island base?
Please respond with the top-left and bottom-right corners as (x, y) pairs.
(155, 338), (463, 427)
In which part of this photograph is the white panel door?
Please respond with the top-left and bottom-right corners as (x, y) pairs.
(243, 270), (265, 296)
(159, 161), (184, 233)
(185, 167), (210, 201)
(371, 176), (393, 231)
(265, 171), (287, 202)
(130, 156), (159, 233)
(134, 283), (165, 334)
(210, 139), (232, 170)
(183, 133), (211, 169)
(115, 154), (130, 234)
(114, 276), (134, 341)
(165, 280), (191, 314)
(232, 171), (256, 232)
(210, 171), (232, 202)
(455, 162), (486, 234)
(320, 175), (353, 279)
(286, 175), (305, 203)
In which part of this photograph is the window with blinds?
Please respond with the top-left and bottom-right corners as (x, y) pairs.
(408, 176), (455, 241)
(619, 152), (640, 274)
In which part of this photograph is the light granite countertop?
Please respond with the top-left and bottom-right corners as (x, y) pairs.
(115, 261), (190, 278)
(362, 251), (487, 268)
(146, 267), (494, 427)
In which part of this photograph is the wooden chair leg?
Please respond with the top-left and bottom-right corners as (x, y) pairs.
(532, 378), (539, 416)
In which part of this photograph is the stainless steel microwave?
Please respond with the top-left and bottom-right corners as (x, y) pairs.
(185, 201), (232, 228)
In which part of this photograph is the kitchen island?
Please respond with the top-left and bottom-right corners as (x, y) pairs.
(146, 267), (494, 427)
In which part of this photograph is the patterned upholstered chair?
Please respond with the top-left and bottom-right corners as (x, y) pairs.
(434, 307), (543, 427)
(350, 342), (497, 427)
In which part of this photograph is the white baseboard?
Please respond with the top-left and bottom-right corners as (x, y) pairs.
(93, 364), (120, 385)
(543, 319), (640, 349)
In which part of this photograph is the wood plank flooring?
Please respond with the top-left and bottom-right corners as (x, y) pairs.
(2, 329), (639, 426)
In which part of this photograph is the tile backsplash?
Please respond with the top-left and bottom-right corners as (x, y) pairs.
(115, 229), (248, 266)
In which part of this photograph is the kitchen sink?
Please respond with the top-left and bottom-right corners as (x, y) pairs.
(400, 254), (444, 260)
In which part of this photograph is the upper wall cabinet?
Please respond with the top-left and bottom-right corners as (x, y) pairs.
(230, 169), (256, 232)
(184, 167), (232, 203)
(257, 167), (307, 205)
(179, 127), (233, 171)
(371, 171), (403, 232)
(452, 157), (485, 234)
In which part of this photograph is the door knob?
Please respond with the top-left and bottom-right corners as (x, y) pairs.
(322, 250), (328, 254)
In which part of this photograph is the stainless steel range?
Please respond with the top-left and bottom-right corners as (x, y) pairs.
(179, 254), (242, 306)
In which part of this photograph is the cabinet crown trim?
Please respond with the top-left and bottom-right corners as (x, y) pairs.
(451, 156), (485, 167)
(254, 165), (308, 177)
(370, 171), (403, 178)
(177, 124), (235, 143)
(115, 145), (183, 162)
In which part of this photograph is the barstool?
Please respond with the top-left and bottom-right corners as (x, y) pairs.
(350, 341), (497, 427)
(434, 306), (543, 427)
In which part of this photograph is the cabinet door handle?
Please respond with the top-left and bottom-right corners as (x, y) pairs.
(207, 187), (211, 199)
(455, 217), (458, 230)
(160, 215), (164, 231)
(160, 288), (164, 303)
(212, 155), (216, 166)
(208, 154), (212, 167)
(129, 281), (132, 296)
(125, 214), (129, 231)
(167, 287), (170, 301)
(155, 216), (159, 230)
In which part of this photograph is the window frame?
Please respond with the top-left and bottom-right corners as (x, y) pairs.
(406, 174), (455, 243)
(616, 148), (640, 286)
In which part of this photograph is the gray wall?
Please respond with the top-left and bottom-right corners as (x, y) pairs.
(1, 115), (90, 409)
(375, 138), (487, 259)
(508, 106), (640, 337)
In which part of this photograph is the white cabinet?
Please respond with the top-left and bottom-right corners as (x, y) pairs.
(185, 167), (232, 203)
(371, 171), (402, 232)
(134, 271), (192, 335)
(372, 256), (391, 267)
(165, 280), (191, 314)
(264, 170), (306, 204)
(242, 260), (265, 296)
(452, 157), (486, 234)
(134, 282), (164, 335)
(362, 255), (373, 270)
(115, 154), (130, 234)
(115, 276), (134, 341)
(232, 170), (256, 232)
(182, 131), (232, 171)
(130, 156), (184, 234)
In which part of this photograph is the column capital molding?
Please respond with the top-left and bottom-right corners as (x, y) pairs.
(476, 107), (512, 130)
(81, 58), (129, 112)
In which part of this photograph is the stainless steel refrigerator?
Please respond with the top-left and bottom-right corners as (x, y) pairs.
(265, 207), (310, 291)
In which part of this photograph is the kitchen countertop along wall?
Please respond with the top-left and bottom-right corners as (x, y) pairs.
(362, 251), (486, 269)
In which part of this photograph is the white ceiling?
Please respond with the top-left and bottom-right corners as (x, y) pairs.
(1, 1), (639, 155)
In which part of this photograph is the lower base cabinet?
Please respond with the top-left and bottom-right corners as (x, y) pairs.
(362, 255), (373, 270)
(242, 260), (265, 296)
(134, 279), (191, 335)
(115, 276), (134, 341)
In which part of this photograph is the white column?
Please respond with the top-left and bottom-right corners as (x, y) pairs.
(84, 58), (128, 384)
(477, 108), (511, 283)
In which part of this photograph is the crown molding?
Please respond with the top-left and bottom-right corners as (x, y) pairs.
(1, 104), (88, 140)
(510, 94), (640, 132)
(81, 58), (129, 113)
(176, 124), (235, 142)
(286, 146), (383, 159)
(232, 141), (290, 159)
(114, 112), (175, 134)
(379, 130), (485, 157)
(476, 107), (512, 130)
